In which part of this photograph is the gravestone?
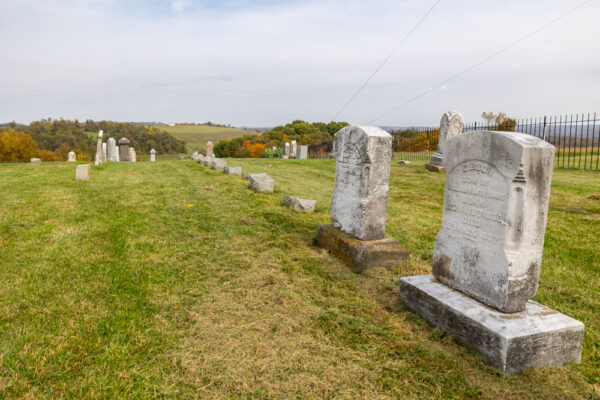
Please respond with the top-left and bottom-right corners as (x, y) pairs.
(425, 111), (463, 172)
(150, 149), (156, 162)
(284, 142), (290, 159)
(30, 158), (41, 163)
(211, 159), (227, 171)
(68, 151), (76, 162)
(95, 130), (104, 166)
(281, 195), (316, 213)
(315, 126), (410, 272)
(224, 166), (242, 175)
(119, 137), (130, 162)
(107, 137), (117, 161)
(206, 141), (214, 159)
(298, 145), (308, 159)
(75, 164), (90, 181)
(399, 130), (584, 374)
(129, 148), (137, 163)
(290, 140), (297, 159)
(116, 145), (120, 162)
(248, 173), (274, 193)
(102, 142), (107, 163)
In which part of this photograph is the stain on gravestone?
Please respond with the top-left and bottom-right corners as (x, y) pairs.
(315, 126), (410, 273)
(399, 130), (584, 374)
(119, 137), (130, 162)
(107, 137), (117, 161)
(425, 111), (463, 172)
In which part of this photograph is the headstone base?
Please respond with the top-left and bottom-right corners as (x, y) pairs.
(424, 163), (445, 172)
(399, 274), (584, 375)
(315, 224), (410, 273)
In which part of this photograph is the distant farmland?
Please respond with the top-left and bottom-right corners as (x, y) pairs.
(153, 125), (257, 152)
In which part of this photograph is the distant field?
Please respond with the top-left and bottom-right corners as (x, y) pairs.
(153, 125), (258, 153)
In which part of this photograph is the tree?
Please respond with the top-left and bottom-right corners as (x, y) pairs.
(0, 130), (41, 162)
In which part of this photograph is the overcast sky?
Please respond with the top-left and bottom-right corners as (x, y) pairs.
(1, 0), (599, 127)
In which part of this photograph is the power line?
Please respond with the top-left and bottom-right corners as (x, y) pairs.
(366, 0), (597, 125)
(331, 0), (442, 121)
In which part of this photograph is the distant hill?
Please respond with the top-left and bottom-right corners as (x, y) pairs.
(154, 125), (258, 152)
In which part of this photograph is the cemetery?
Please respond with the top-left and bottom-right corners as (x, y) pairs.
(0, 128), (598, 398)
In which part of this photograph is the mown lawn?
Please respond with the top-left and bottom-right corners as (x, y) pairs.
(0, 159), (598, 399)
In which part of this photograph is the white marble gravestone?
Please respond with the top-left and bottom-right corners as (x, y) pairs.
(68, 151), (76, 162)
(107, 137), (117, 161)
(95, 130), (104, 166)
(298, 145), (308, 159)
(75, 164), (90, 181)
(290, 140), (297, 159)
(150, 149), (156, 162)
(102, 142), (107, 163)
(129, 148), (137, 163)
(284, 142), (290, 159)
(399, 130), (584, 374)
(330, 126), (393, 241)
(206, 141), (214, 159)
(426, 111), (463, 171)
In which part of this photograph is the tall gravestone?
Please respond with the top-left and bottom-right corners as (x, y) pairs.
(290, 140), (297, 159)
(298, 145), (308, 159)
(68, 151), (76, 162)
(119, 137), (130, 162)
(425, 111), (463, 172)
(102, 142), (107, 163)
(95, 130), (104, 166)
(107, 137), (117, 161)
(150, 149), (156, 162)
(400, 130), (584, 374)
(129, 148), (137, 163)
(206, 141), (214, 159)
(315, 126), (409, 272)
(284, 143), (290, 159)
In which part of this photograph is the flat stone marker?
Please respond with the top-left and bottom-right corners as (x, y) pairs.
(224, 166), (242, 175)
(68, 151), (76, 162)
(211, 159), (227, 170)
(298, 145), (308, 159)
(315, 126), (410, 272)
(150, 149), (156, 162)
(281, 195), (316, 213)
(30, 158), (41, 163)
(248, 173), (274, 193)
(119, 137), (130, 162)
(107, 137), (117, 161)
(400, 130), (584, 374)
(75, 164), (90, 181)
(425, 111), (463, 172)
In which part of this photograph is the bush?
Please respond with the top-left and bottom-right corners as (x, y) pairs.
(262, 148), (284, 158)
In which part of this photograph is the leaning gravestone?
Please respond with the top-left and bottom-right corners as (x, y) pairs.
(425, 111), (463, 172)
(248, 173), (274, 193)
(68, 151), (76, 162)
(315, 126), (410, 272)
(107, 137), (117, 162)
(150, 149), (156, 162)
(224, 166), (242, 175)
(119, 137), (130, 162)
(399, 130), (584, 374)
(206, 141), (214, 159)
(75, 164), (91, 181)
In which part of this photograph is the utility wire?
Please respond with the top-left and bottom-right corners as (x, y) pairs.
(366, 0), (597, 125)
(331, 0), (442, 121)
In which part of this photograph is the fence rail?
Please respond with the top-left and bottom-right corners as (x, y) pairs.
(393, 113), (600, 170)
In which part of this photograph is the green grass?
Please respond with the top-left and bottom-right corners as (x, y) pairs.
(0, 159), (598, 399)
(153, 125), (257, 153)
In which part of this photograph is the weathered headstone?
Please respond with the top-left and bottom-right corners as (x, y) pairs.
(129, 148), (137, 163)
(315, 126), (410, 272)
(75, 164), (91, 181)
(290, 140), (297, 159)
(281, 195), (316, 213)
(399, 130), (584, 374)
(107, 137), (117, 161)
(284, 142), (290, 159)
(68, 151), (76, 162)
(425, 111), (463, 172)
(224, 166), (242, 175)
(248, 173), (274, 193)
(119, 137), (130, 162)
(150, 149), (156, 162)
(102, 142), (107, 163)
(211, 158), (227, 171)
(298, 145), (308, 159)
(95, 130), (104, 166)
(30, 158), (41, 163)
(206, 141), (214, 159)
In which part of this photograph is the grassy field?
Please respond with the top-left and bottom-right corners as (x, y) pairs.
(0, 159), (598, 399)
(153, 125), (257, 153)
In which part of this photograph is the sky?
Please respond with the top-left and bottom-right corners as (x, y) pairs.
(1, 0), (599, 127)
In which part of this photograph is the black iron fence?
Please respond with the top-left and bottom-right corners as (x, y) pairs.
(394, 113), (600, 170)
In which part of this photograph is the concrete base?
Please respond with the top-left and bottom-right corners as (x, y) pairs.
(399, 275), (584, 375)
(315, 224), (410, 273)
(424, 163), (445, 172)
